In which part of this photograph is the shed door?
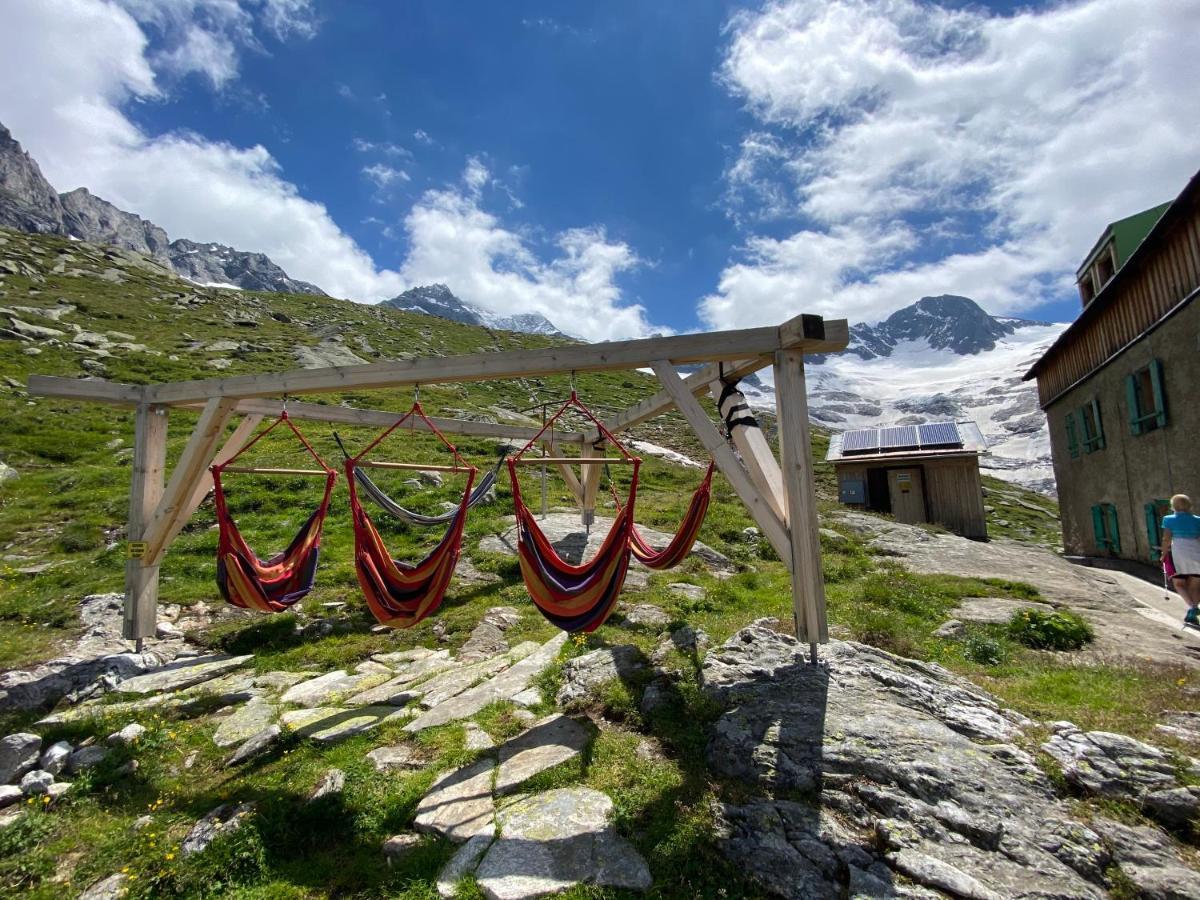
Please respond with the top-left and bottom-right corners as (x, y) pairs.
(888, 468), (926, 524)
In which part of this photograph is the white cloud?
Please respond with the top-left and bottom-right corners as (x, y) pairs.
(116, 0), (316, 89)
(361, 162), (410, 189)
(353, 137), (410, 157)
(413, 129), (434, 145)
(399, 161), (658, 342)
(705, 0), (1200, 329)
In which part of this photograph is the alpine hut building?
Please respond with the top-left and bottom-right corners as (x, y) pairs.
(827, 420), (989, 539)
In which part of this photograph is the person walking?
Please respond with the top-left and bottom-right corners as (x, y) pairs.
(1162, 494), (1200, 628)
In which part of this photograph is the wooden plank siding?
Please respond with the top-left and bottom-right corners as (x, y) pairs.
(1033, 190), (1200, 406)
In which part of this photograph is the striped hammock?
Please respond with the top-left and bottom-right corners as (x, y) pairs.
(213, 413), (337, 613)
(506, 392), (641, 633)
(629, 461), (714, 570)
(346, 403), (477, 628)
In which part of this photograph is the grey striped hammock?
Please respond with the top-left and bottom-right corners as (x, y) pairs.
(333, 432), (503, 526)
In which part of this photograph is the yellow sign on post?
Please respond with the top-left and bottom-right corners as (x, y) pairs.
(125, 541), (148, 560)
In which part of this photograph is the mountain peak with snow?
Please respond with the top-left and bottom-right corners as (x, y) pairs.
(383, 284), (567, 337)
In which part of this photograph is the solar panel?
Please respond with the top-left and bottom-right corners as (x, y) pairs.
(917, 421), (962, 448)
(842, 428), (879, 453)
(879, 425), (919, 449)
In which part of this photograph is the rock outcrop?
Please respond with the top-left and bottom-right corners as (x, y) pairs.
(700, 621), (1179, 898)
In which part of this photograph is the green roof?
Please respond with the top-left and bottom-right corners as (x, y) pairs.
(1077, 201), (1171, 276)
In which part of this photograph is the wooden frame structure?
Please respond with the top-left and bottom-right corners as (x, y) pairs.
(28, 312), (848, 660)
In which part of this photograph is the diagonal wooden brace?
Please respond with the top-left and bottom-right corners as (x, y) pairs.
(651, 361), (791, 562)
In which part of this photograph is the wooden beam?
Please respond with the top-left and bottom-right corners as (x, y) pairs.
(27, 375), (144, 405)
(650, 361), (791, 561)
(162, 413), (265, 557)
(579, 443), (603, 528)
(123, 405), (168, 641)
(25, 377), (582, 444)
(119, 314), (845, 406)
(587, 357), (771, 444)
(709, 378), (786, 523)
(554, 463), (585, 508)
(774, 349), (828, 647)
(141, 397), (239, 566)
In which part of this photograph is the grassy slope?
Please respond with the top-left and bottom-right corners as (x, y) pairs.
(1, 227), (1194, 897)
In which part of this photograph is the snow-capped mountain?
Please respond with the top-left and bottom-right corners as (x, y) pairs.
(383, 284), (567, 337)
(0, 122), (323, 296)
(744, 296), (1066, 494)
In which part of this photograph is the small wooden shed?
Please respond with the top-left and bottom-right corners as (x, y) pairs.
(827, 421), (989, 539)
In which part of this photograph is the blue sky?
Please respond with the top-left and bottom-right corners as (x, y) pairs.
(2, 0), (1198, 340)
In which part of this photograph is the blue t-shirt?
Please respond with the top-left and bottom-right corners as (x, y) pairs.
(1163, 512), (1200, 539)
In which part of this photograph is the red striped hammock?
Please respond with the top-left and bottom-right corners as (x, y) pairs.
(346, 403), (477, 629)
(213, 412), (337, 613)
(628, 461), (714, 570)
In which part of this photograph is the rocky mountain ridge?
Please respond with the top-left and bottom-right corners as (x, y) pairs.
(384, 283), (566, 337)
(0, 122), (323, 296)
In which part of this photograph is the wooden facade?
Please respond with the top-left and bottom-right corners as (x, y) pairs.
(833, 452), (988, 540)
(1027, 170), (1200, 406)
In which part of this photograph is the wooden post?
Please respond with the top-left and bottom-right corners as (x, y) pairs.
(774, 349), (828, 657)
(709, 378), (786, 522)
(580, 443), (603, 528)
(124, 404), (168, 642)
(142, 397), (239, 565)
(651, 362), (791, 561)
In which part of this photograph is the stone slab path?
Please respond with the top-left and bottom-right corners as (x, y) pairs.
(414, 756), (497, 841)
(114, 654), (253, 694)
(280, 706), (409, 744)
(495, 715), (591, 796)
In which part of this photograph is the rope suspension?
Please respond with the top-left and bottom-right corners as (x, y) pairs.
(346, 402), (477, 629)
(212, 411), (337, 613)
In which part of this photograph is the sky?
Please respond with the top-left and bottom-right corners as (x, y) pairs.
(0, 0), (1197, 341)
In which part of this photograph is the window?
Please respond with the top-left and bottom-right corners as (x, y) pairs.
(1078, 276), (1095, 306)
(1079, 399), (1105, 453)
(1065, 411), (1080, 459)
(1126, 359), (1167, 434)
(1145, 498), (1170, 562)
(1091, 503), (1121, 554)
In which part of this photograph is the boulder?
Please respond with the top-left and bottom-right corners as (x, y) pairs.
(77, 874), (128, 900)
(622, 604), (671, 630)
(308, 768), (345, 802)
(106, 723), (146, 746)
(555, 645), (646, 707)
(226, 724), (282, 765)
(366, 744), (426, 773)
(1143, 786), (1200, 833)
(67, 745), (108, 774)
(0, 732), (41, 783)
(0, 785), (21, 808)
(1091, 818), (1200, 899)
(701, 623), (1118, 898)
(437, 832), (494, 897)
(19, 769), (53, 795)
(473, 788), (651, 899)
(181, 802), (256, 856)
(383, 832), (424, 865)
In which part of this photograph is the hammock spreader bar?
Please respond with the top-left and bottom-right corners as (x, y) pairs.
(627, 461), (715, 570)
(333, 431), (502, 526)
(346, 403), (477, 629)
(212, 412), (337, 613)
(507, 391), (641, 632)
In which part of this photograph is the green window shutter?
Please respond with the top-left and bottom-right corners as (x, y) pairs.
(1106, 504), (1121, 555)
(1091, 398), (1105, 450)
(1126, 374), (1143, 435)
(1066, 411), (1080, 458)
(1145, 502), (1161, 561)
(1092, 504), (1106, 548)
(1149, 358), (1167, 428)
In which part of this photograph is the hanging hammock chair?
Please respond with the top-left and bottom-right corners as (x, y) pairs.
(626, 460), (715, 570)
(346, 403), (477, 629)
(333, 431), (503, 526)
(507, 392), (641, 633)
(212, 412), (337, 613)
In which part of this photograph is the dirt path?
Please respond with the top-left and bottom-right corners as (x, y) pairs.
(831, 511), (1200, 670)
